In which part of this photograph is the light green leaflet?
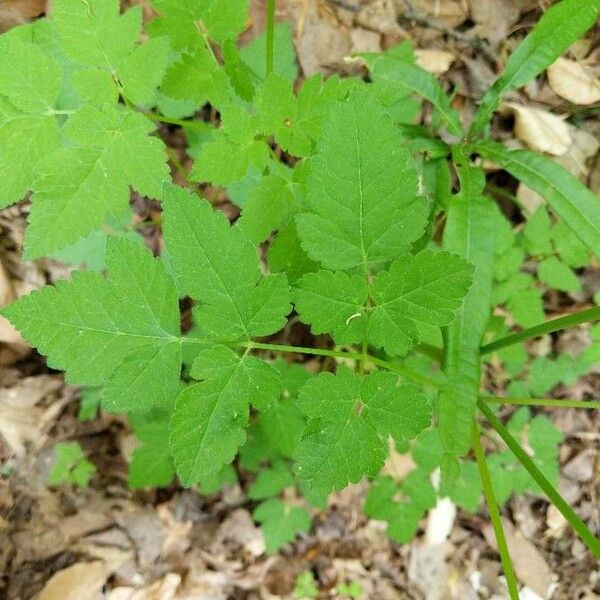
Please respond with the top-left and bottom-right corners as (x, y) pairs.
(1, 238), (182, 413)
(368, 251), (474, 356)
(294, 368), (431, 506)
(189, 103), (269, 185)
(253, 498), (311, 553)
(237, 174), (297, 244)
(0, 41), (61, 208)
(149, 0), (248, 49)
(365, 472), (436, 543)
(171, 345), (282, 485)
(161, 184), (292, 342)
(296, 87), (428, 272)
(0, 13), (171, 258)
(255, 74), (355, 158)
(248, 461), (294, 500)
(52, 0), (141, 69)
(470, 0), (600, 136)
(129, 411), (176, 489)
(293, 250), (473, 356)
(240, 22), (298, 83)
(48, 442), (96, 488)
(27, 104), (169, 258)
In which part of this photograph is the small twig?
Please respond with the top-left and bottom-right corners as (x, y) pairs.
(400, 0), (499, 67)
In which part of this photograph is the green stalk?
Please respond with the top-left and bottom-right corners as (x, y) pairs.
(472, 421), (520, 600)
(241, 341), (443, 389)
(483, 395), (600, 410)
(481, 306), (600, 355)
(478, 400), (600, 558)
(266, 0), (275, 76)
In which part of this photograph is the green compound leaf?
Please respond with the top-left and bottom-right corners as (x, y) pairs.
(1, 238), (182, 413)
(170, 345), (282, 486)
(470, 0), (600, 136)
(26, 104), (169, 258)
(476, 142), (600, 260)
(369, 250), (474, 356)
(296, 88), (428, 272)
(237, 174), (297, 244)
(248, 460), (294, 500)
(440, 157), (495, 456)
(365, 472), (436, 543)
(293, 270), (369, 345)
(0, 41), (62, 208)
(162, 185), (291, 343)
(53, 0), (141, 69)
(48, 442), (96, 488)
(537, 256), (581, 293)
(255, 74), (354, 158)
(0, 39), (61, 113)
(149, 0), (248, 48)
(253, 498), (311, 553)
(294, 250), (473, 355)
(189, 104), (268, 185)
(129, 411), (176, 489)
(240, 22), (297, 83)
(294, 367), (431, 507)
(118, 36), (171, 106)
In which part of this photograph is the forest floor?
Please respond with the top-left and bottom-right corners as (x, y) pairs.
(1, 0), (600, 599)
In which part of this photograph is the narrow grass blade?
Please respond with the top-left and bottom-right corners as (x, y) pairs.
(472, 421), (520, 600)
(478, 400), (600, 559)
(481, 306), (600, 355)
(483, 396), (600, 410)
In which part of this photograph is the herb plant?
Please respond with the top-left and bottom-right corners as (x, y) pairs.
(2, 0), (600, 592)
(47, 442), (96, 488)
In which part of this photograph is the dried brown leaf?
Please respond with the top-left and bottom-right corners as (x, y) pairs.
(547, 57), (600, 106)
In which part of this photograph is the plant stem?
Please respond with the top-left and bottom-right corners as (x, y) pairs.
(478, 400), (600, 559)
(483, 395), (600, 410)
(266, 0), (275, 76)
(241, 341), (443, 389)
(481, 306), (600, 355)
(472, 421), (520, 600)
